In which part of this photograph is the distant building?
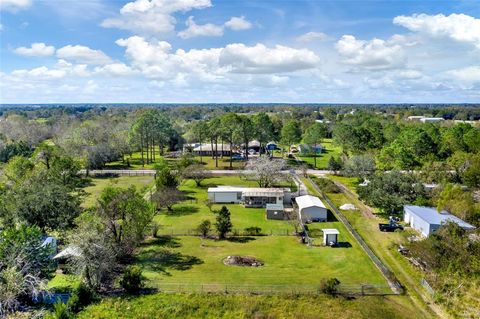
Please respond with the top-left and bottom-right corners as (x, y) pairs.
(298, 144), (322, 155)
(315, 119), (331, 124)
(296, 195), (328, 222)
(403, 205), (475, 237)
(407, 116), (425, 121)
(420, 117), (444, 123)
(192, 144), (231, 156)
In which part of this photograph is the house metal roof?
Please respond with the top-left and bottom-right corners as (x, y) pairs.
(242, 188), (286, 197)
(295, 195), (326, 210)
(266, 203), (284, 210)
(322, 228), (339, 235)
(208, 186), (246, 193)
(404, 205), (475, 229)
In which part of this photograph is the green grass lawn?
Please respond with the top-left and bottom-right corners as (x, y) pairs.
(78, 293), (428, 319)
(297, 139), (343, 169)
(317, 176), (440, 318)
(155, 176), (298, 235)
(137, 235), (386, 287)
(82, 175), (154, 208)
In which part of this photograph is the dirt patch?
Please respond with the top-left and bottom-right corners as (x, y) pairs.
(223, 255), (264, 267)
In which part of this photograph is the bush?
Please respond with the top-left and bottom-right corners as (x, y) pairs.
(67, 281), (98, 313)
(314, 178), (340, 193)
(196, 220), (211, 238)
(45, 300), (71, 319)
(120, 266), (145, 294)
(151, 221), (160, 238)
(244, 226), (262, 236)
(319, 278), (341, 296)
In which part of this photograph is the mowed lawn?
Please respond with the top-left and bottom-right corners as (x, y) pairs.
(297, 139), (343, 169)
(137, 235), (387, 287)
(82, 175), (154, 208)
(155, 176), (298, 235)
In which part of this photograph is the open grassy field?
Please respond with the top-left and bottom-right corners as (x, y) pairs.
(296, 139), (343, 169)
(82, 175), (154, 208)
(137, 235), (386, 288)
(77, 293), (428, 319)
(311, 176), (441, 318)
(155, 176), (298, 235)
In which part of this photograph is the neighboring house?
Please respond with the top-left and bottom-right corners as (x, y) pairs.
(192, 144), (231, 156)
(296, 195), (328, 222)
(243, 188), (291, 208)
(407, 115), (425, 121)
(208, 186), (291, 208)
(183, 143), (200, 153)
(266, 203), (285, 220)
(420, 117), (444, 123)
(315, 119), (331, 124)
(244, 140), (261, 153)
(298, 144), (322, 155)
(403, 205), (475, 237)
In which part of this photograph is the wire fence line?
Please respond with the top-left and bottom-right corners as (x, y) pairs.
(155, 228), (297, 237)
(307, 177), (404, 295)
(153, 283), (397, 296)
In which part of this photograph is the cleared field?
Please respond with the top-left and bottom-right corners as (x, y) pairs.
(78, 293), (428, 319)
(82, 175), (154, 208)
(137, 235), (387, 287)
(155, 176), (298, 235)
(296, 139), (343, 169)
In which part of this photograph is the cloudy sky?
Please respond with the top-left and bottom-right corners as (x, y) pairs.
(1, 0), (479, 103)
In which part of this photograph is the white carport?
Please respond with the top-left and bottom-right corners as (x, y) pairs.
(295, 195), (328, 222)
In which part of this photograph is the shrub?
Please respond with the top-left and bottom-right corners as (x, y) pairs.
(319, 278), (341, 296)
(196, 220), (212, 238)
(314, 178), (340, 193)
(244, 227), (262, 236)
(120, 266), (145, 294)
(45, 300), (71, 319)
(67, 281), (98, 313)
(151, 221), (160, 238)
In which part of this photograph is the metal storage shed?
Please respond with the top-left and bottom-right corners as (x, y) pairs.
(266, 203), (285, 220)
(322, 229), (339, 246)
(295, 195), (328, 222)
(403, 205), (476, 237)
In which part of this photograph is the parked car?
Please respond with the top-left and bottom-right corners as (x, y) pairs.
(231, 154), (246, 160)
(379, 223), (404, 232)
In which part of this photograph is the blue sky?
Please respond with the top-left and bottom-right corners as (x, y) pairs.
(1, 0), (480, 103)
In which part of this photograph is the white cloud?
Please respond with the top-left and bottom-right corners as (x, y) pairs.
(14, 43), (55, 57)
(0, 0), (32, 12)
(335, 35), (405, 70)
(11, 66), (66, 79)
(178, 16), (224, 39)
(56, 45), (112, 65)
(101, 0), (212, 36)
(224, 16), (252, 31)
(219, 43), (320, 74)
(446, 66), (480, 84)
(296, 31), (328, 42)
(393, 13), (480, 48)
(396, 69), (423, 80)
(94, 63), (137, 76)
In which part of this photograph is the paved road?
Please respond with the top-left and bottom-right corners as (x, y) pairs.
(79, 168), (334, 176)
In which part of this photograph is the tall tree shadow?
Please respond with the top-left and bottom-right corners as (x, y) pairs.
(164, 205), (199, 216)
(139, 249), (203, 276)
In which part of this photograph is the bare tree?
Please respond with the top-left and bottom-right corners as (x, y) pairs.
(182, 164), (211, 186)
(244, 157), (286, 188)
(151, 187), (185, 212)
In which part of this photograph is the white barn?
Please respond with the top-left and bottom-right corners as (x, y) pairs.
(403, 205), (475, 237)
(295, 195), (328, 222)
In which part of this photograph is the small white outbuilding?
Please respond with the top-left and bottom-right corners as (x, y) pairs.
(322, 228), (339, 246)
(295, 195), (328, 222)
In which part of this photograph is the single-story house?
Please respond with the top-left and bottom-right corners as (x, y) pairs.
(407, 115), (425, 121)
(322, 229), (339, 246)
(208, 186), (291, 208)
(243, 188), (291, 208)
(403, 205), (476, 237)
(183, 143), (200, 153)
(296, 195), (328, 222)
(266, 203), (285, 220)
(298, 144), (322, 155)
(207, 186), (245, 204)
(193, 144), (231, 156)
(420, 117), (444, 123)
